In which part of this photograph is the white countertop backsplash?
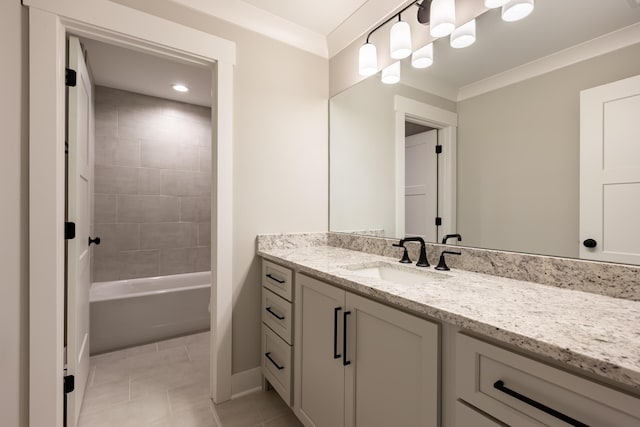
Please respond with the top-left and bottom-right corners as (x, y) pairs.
(257, 233), (640, 392)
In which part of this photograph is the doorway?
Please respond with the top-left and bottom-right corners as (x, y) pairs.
(27, 2), (235, 426)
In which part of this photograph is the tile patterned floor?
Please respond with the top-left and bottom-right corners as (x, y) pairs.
(79, 332), (302, 427)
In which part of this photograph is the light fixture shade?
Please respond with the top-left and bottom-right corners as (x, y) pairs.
(450, 19), (476, 49)
(390, 20), (412, 59)
(359, 43), (378, 76)
(381, 61), (401, 84)
(412, 43), (434, 68)
(484, 0), (509, 8)
(430, 0), (456, 38)
(501, 0), (534, 22)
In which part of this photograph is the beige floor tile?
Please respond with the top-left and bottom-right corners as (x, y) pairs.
(185, 340), (209, 362)
(91, 358), (130, 387)
(157, 336), (187, 350)
(149, 402), (218, 427)
(253, 390), (290, 422)
(127, 346), (190, 374)
(126, 342), (158, 357)
(79, 392), (171, 427)
(90, 348), (128, 366)
(183, 331), (209, 345)
(131, 361), (203, 399)
(213, 395), (263, 427)
(80, 378), (130, 416)
(263, 413), (303, 427)
(167, 380), (211, 414)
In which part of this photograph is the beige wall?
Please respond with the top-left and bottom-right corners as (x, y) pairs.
(113, 0), (329, 374)
(0, 2), (29, 426)
(457, 43), (640, 258)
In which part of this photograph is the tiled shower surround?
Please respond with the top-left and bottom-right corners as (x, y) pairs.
(92, 86), (212, 282)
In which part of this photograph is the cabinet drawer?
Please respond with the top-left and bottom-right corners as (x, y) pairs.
(262, 325), (292, 406)
(456, 333), (640, 427)
(262, 260), (293, 301)
(262, 288), (293, 345)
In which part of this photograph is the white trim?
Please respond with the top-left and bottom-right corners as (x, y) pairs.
(394, 96), (458, 239)
(27, 1), (236, 425)
(230, 367), (263, 399)
(170, 0), (328, 58)
(457, 22), (640, 101)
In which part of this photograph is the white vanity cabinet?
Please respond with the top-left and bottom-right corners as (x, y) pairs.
(294, 273), (439, 427)
(455, 334), (640, 427)
(261, 260), (294, 405)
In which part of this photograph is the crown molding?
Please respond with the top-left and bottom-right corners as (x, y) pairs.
(457, 22), (640, 101)
(169, 0), (329, 58)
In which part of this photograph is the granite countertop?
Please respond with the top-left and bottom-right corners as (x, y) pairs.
(258, 245), (640, 392)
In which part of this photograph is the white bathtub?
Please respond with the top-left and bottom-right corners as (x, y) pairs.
(90, 271), (211, 355)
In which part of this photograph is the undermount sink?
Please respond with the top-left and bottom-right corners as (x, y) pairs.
(343, 262), (450, 285)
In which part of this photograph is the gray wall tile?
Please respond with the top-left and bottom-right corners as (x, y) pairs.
(118, 250), (159, 280)
(95, 195), (116, 223)
(140, 223), (197, 249)
(92, 87), (211, 281)
(117, 195), (179, 223)
(95, 165), (138, 195)
(180, 197), (211, 222)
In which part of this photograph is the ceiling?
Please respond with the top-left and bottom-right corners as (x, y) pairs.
(83, 0), (640, 105)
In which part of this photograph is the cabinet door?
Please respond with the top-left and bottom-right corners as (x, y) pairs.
(345, 292), (439, 427)
(295, 274), (346, 427)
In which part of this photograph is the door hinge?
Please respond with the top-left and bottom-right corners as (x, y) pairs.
(435, 217), (442, 226)
(64, 375), (75, 394)
(435, 145), (443, 154)
(65, 222), (76, 240)
(65, 68), (77, 87)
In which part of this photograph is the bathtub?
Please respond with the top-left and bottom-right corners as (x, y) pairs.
(90, 271), (210, 355)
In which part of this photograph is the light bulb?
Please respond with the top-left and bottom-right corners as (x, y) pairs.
(502, 0), (534, 22)
(390, 20), (412, 59)
(450, 19), (476, 49)
(381, 62), (401, 84)
(412, 43), (434, 69)
(358, 43), (378, 76)
(430, 0), (456, 38)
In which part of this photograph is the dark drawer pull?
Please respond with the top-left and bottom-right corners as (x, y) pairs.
(265, 306), (285, 320)
(266, 273), (285, 284)
(333, 307), (342, 359)
(343, 311), (351, 366)
(265, 352), (284, 370)
(493, 380), (589, 427)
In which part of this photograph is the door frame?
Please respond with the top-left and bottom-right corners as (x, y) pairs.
(26, 1), (236, 426)
(394, 96), (458, 239)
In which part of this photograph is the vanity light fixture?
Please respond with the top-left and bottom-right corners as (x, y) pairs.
(390, 16), (412, 59)
(172, 84), (189, 92)
(381, 61), (401, 84)
(484, 0), (509, 8)
(450, 19), (476, 48)
(430, 0), (456, 38)
(501, 0), (535, 22)
(412, 43), (434, 68)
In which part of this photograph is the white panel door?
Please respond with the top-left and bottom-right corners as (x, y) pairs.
(295, 275), (346, 427)
(344, 292), (439, 427)
(405, 129), (438, 242)
(580, 74), (640, 264)
(66, 36), (93, 425)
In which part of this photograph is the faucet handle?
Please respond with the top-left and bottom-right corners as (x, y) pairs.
(435, 250), (461, 271)
(392, 243), (412, 264)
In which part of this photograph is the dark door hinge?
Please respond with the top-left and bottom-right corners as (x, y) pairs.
(435, 145), (442, 154)
(64, 375), (75, 394)
(65, 222), (76, 240)
(435, 217), (442, 226)
(65, 68), (77, 87)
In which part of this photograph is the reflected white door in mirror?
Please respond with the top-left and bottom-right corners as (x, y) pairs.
(580, 74), (640, 265)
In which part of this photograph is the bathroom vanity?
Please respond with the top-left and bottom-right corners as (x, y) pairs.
(258, 233), (640, 427)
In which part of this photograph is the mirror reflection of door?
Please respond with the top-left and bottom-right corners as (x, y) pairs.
(405, 121), (438, 242)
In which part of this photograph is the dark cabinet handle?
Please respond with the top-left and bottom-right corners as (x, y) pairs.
(583, 239), (597, 248)
(266, 273), (285, 284)
(265, 352), (284, 370)
(265, 307), (285, 320)
(88, 237), (101, 246)
(493, 380), (589, 427)
(333, 307), (342, 359)
(343, 311), (351, 366)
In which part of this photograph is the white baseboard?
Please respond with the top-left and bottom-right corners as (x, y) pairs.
(230, 366), (263, 399)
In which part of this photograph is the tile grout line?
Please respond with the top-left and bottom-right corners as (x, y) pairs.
(166, 390), (173, 416)
(185, 344), (193, 362)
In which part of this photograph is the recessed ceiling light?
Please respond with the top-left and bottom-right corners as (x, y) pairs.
(172, 84), (189, 93)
